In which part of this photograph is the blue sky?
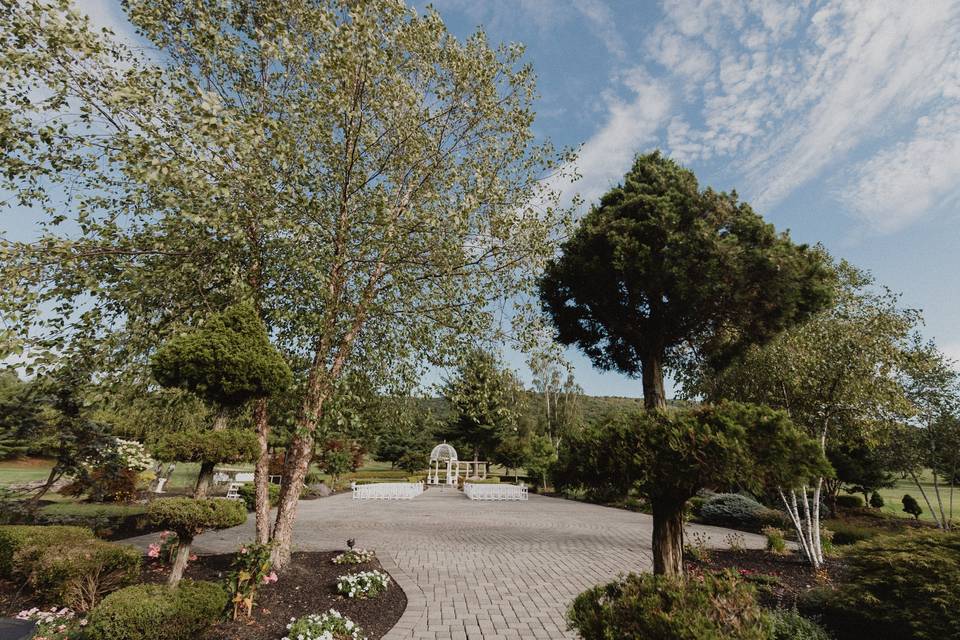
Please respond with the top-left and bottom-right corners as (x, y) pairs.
(6, 1), (960, 397)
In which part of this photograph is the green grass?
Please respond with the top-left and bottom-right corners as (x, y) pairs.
(873, 471), (958, 523)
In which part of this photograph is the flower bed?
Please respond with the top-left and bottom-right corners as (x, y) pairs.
(332, 549), (376, 565)
(284, 609), (366, 640)
(336, 570), (390, 599)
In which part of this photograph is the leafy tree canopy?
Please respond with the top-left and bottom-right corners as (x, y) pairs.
(540, 151), (834, 408)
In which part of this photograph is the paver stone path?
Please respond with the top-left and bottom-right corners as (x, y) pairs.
(126, 487), (765, 639)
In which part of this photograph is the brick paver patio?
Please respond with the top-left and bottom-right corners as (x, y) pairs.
(127, 487), (764, 639)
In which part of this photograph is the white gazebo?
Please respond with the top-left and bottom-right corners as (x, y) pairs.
(427, 442), (488, 485)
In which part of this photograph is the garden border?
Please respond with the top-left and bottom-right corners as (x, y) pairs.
(379, 550), (427, 639)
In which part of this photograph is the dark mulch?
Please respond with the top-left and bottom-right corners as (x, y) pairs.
(144, 551), (406, 640)
(1, 551), (405, 640)
(687, 548), (840, 608)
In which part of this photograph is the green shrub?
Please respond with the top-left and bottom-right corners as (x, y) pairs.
(688, 496), (707, 516)
(237, 483), (279, 511)
(761, 526), (787, 554)
(20, 539), (141, 611)
(901, 494), (922, 520)
(0, 525), (93, 578)
(799, 530), (960, 640)
(766, 609), (831, 640)
(568, 570), (769, 640)
(835, 494), (864, 509)
(86, 580), (227, 640)
(147, 497), (247, 538)
(153, 429), (259, 465)
(463, 477), (501, 484)
(699, 494), (786, 532)
(826, 520), (877, 546)
(869, 491), (884, 509)
(304, 471), (323, 485)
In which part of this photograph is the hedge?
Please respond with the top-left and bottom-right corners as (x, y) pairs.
(237, 483), (279, 511)
(0, 525), (93, 578)
(835, 495), (864, 510)
(86, 580), (227, 640)
(22, 539), (141, 611)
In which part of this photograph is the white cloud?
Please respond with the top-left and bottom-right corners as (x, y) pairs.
(650, 0), (960, 233)
(573, 0), (629, 60)
(75, 0), (142, 46)
(843, 107), (960, 232)
(554, 68), (672, 208)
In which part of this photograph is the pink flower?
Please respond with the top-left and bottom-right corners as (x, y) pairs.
(262, 571), (278, 584)
(240, 547), (248, 554)
(147, 543), (161, 558)
(159, 531), (170, 541)
(189, 553), (198, 561)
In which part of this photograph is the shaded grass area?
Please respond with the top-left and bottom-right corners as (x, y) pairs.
(869, 471), (957, 523)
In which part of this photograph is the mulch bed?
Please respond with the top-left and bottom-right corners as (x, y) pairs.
(1, 551), (406, 640)
(687, 548), (841, 608)
(145, 551), (406, 640)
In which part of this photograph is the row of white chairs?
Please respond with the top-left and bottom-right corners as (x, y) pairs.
(464, 482), (528, 501)
(351, 481), (424, 500)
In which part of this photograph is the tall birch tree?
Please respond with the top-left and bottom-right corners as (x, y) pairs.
(0, 0), (571, 566)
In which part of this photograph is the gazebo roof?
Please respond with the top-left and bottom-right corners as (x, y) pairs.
(430, 442), (458, 462)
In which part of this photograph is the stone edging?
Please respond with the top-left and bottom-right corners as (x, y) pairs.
(379, 550), (427, 639)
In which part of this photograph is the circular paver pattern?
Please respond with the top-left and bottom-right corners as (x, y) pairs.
(128, 487), (765, 639)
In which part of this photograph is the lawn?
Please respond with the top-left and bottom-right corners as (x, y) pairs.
(872, 470), (957, 523)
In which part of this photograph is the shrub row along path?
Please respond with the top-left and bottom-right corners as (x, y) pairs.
(124, 488), (765, 639)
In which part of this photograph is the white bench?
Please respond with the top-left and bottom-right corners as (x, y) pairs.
(351, 482), (424, 500)
(464, 483), (528, 501)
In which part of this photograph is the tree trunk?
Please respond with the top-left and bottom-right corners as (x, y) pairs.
(910, 469), (942, 529)
(253, 399), (272, 544)
(167, 536), (193, 586)
(641, 352), (667, 411)
(651, 498), (684, 577)
(270, 430), (315, 568)
(194, 409), (230, 498)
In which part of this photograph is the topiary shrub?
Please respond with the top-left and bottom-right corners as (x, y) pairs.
(0, 525), (93, 578)
(799, 530), (960, 640)
(19, 539), (142, 611)
(699, 494), (787, 532)
(86, 580), (227, 640)
(237, 483), (279, 511)
(901, 494), (922, 520)
(835, 494), (864, 509)
(153, 429), (259, 466)
(869, 491), (884, 509)
(568, 570), (769, 640)
(826, 520), (877, 546)
(147, 497), (246, 585)
(766, 609), (831, 640)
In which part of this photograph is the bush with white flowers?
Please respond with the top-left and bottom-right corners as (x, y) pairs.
(114, 438), (153, 472)
(283, 609), (366, 640)
(336, 570), (390, 599)
(16, 606), (87, 639)
(332, 548), (375, 565)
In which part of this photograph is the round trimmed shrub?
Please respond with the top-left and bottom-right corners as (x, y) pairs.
(869, 491), (884, 509)
(152, 429), (259, 465)
(799, 530), (960, 640)
(150, 303), (292, 408)
(767, 609), (831, 640)
(699, 493), (787, 532)
(835, 494), (863, 509)
(568, 570), (769, 640)
(147, 497), (246, 538)
(86, 580), (227, 640)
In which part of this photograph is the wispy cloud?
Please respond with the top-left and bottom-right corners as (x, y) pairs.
(554, 68), (672, 208)
(649, 0), (960, 232)
(842, 107), (960, 232)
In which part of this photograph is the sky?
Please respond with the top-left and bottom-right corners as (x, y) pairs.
(5, 0), (960, 398)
